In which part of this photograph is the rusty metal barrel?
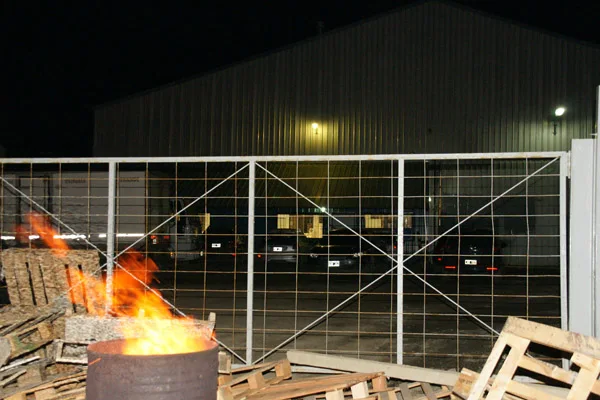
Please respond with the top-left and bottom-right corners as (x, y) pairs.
(86, 338), (218, 400)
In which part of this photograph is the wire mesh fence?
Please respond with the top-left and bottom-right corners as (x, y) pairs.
(0, 153), (567, 371)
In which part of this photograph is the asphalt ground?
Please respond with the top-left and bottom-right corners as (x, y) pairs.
(154, 256), (562, 371)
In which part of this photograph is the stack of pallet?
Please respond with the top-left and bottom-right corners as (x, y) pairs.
(0, 304), (87, 400)
(0, 249), (99, 399)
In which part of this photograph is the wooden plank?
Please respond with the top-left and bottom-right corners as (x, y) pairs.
(27, 253), (48, 306)
(224, 360), (292, 399)
(245, 372), (383, 400)
(326, 389), (345, 400)
(255, 382), (349, 400)
(466, 332), (509, 400)
(5, 393), (27, 400)
(228, 360), (279, 375)
(518, 354), (600, 395)
(0, 356), (42, 373)
(221, 361), (279, 387)
(420, 383), (437, 400)
(372, 375), (388, 392)
(219, 351), (232, 374)
(275, 359), (291, 379)
(247, 370), (266, 390)
(485, 333), (530, 400)
(1, 250), (23, 305)
(567, 353), (600, 400)
(503, 316), (600, 360)
(414, 390), (452, 400)
(287, 350), (458, 386)
(452, 369), (482, 400)
(505, 380), (563, 400)
(218, 374), (232, 386)
(0, 337), (11, 367)
(44, 386), (86, 400)
(351, 381), (370, 398)
(377, 391), (397, 400)
(217, 386), (234, 400)
(0, 369), (27, 387)
(51, 256), (71, 302)
(14, 251), (35, 305)
(67, 264), (84, 307)
(39, 256), (61, 303)
(34, 387), (57, 400)
(17, 365), (45, 386)
(453, 368), (569, 400)
(398, 383), (413, 400)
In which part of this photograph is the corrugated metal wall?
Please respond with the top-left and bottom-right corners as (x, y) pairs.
(93, 1), (600, 157)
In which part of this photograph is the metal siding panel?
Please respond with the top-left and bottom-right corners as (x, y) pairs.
(93, 1), (600, 157)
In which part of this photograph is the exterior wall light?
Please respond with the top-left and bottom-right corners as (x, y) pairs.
(551, 106), (566, 135)
(311, 122), (319, 134)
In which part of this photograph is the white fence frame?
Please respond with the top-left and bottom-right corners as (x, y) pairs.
(0, 151), (570, 367)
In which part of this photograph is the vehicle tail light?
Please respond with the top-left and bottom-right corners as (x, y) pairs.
(163, 235), (170, 240)
(444, 265), (456, 270)
(487, 266), (498, 271)
(437, 257), (442, 261)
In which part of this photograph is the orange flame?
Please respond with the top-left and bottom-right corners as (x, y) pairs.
(24, 212), (212, 355)
(25, 213), (69, 255)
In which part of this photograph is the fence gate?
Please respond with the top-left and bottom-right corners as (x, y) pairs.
(0, 152), (568, 372)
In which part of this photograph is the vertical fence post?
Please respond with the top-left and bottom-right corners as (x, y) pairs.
(569, 141), (594, 336)
(246, 160), (256, 364)
(560, 153), (569, 333)
(594, 86), (600, 337)
(105, 162), (116, 313)
(396, 159), (404, 364)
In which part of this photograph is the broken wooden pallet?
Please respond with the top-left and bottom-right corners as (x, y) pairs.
(6, 320), (54, 360)
(218, 359), (293, 400)
(241, 371), (384, 400)
(1, 307), (65, 374)
(0, 370), (86, 400)
(466, 316), (600, 400)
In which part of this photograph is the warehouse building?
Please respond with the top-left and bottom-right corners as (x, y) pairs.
(93, 0), (600, 157)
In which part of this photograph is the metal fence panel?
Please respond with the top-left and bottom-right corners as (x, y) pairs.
(0, 152), (567, 371)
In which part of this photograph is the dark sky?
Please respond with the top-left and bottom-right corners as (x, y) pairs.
(3, 1), (599, 158)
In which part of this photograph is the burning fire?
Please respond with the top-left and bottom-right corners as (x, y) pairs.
(22, 213), (213, 356)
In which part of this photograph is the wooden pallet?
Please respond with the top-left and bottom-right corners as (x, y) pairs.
(1, 249), (100, 312)
(465, 317), (600, 400)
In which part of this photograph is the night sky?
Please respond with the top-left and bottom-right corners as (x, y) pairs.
(3, 1), (599, 158)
